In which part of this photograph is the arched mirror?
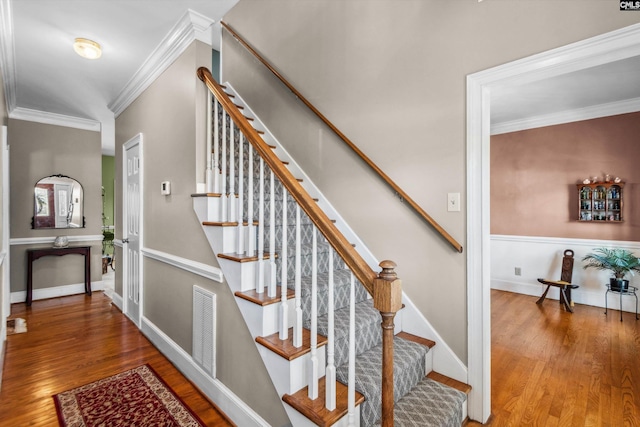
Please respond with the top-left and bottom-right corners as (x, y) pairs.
(32, 174), (84, 229)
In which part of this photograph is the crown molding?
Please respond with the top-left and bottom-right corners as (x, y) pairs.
(0, 0), (17, 112)
(108, 9), (214, 118)
(491, 97), (640, 135)
(9, 107), (101, 132)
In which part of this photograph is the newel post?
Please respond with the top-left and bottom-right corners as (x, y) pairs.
(373, 260), (402, 427)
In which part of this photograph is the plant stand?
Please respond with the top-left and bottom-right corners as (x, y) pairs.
(604, 284), (639, 322)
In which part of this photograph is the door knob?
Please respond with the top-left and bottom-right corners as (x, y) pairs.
(122, 238), (129, 244)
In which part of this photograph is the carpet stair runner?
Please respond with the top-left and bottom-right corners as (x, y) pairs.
(194, 84), (469, 426)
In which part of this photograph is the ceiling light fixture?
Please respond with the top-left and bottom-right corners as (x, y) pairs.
(73, 38), (102, 59)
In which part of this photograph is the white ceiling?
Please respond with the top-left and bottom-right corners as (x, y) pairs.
(1, 1), (639, 154)
(491, 55), (640, 134)
(1, 0), (238, 155)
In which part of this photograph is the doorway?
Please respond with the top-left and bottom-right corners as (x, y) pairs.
(122, 133), (143, 327)
(466, 23), (640, 423)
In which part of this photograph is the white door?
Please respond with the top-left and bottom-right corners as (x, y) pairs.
(123, 134), (143, 326)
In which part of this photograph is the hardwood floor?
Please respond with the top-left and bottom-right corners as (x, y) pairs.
(0, 292), (233, 426)
(467, 289), (640, 426)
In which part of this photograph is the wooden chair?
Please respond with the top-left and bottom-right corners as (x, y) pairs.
(536, 249), (579, 313)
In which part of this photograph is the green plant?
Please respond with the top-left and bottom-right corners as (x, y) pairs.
(582, 247), (640, 279)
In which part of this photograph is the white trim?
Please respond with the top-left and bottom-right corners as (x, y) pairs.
(111, 291), (123, 311)
(141, 316), (270, 427)
(9, 107), (101, 132)
(113, 239), (123, 248)
(10, 235), (103, 245)
(10, 280), (105, 304)
(109, 9), (214, 117)
(491, 234), (640, 250)
(492, 97), (640, 135)
(466, 22), (640, 424)
(0, 0), (17, 113)
(142, 247), (224, 283)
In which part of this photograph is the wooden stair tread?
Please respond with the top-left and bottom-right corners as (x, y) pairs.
(191, 193), (221, 198)
(283, 376), (365, 427)
(219, 252), (273, 263)
(235, 288), (294, 306)
(427, 371), (472, 395)
(202, 221), (238, 227)
(396, 331), (436, 349)
(256, 328), (327, 361)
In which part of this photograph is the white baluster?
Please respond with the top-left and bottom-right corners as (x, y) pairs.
(247, 144), (255, 254)
(229, 121), (236, 222)
(257, 158), (265, 294)
(221, 111), (228, 222)
(308, 226), (319, 399)
(347, 272), (356, 427)
(206, 91), (214, 193)
(268, 171), (277, 298)
(325, 248), (336, 410)
(294, 204), (302, 348)
(279, 187), (289, 341)
(237, 134), (245, 255)
(213, 99), (220, 194)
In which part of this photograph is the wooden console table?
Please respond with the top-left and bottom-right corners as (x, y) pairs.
(26, 246), (91, 306)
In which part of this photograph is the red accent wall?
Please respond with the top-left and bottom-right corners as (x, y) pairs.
(491, 111), (640, 242)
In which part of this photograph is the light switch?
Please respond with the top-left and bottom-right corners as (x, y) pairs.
(448, 193), (460, 212)
(161, 181), (171, 195)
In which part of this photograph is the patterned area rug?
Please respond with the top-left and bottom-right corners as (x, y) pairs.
(53, 364), (205, 427)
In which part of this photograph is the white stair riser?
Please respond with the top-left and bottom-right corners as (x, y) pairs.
(258, 345), (327, 395)
(237, 297), (295, 338)
(202, 226), (237, 255)
(218, 258), (256, 293)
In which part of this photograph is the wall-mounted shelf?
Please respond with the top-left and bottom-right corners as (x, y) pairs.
(577, 182), (624, 222)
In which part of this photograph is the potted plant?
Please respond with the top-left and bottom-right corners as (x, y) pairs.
(582, 247), (640, 291)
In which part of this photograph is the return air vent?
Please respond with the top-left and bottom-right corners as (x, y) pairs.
(193, 285), (216, 378)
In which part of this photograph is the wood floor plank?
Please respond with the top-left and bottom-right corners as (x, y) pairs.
(0, 293), (234, 426)
(467, 289), (640, 426)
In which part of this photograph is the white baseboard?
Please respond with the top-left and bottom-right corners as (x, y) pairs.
(140, 317), (270, 427)
(492, 278), (639, 314)
(11, 281), (105, 303)
(111, 292), (124, 311)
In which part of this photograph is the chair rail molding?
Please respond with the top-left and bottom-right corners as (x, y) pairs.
(10, 235), (104, 245)
(141, 247), (224, 283)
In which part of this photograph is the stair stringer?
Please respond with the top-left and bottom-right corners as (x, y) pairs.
(224, 82), (468, 385)
(193, 197), (348, 427)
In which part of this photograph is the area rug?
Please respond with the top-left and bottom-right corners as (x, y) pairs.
(53, 364), (205, 427)
(6, 318), (27, 335)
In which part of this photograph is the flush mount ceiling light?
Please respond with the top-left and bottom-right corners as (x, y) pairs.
(73, 38), (102, 59)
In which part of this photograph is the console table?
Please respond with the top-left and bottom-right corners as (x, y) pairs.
(26, 246), (91, 306)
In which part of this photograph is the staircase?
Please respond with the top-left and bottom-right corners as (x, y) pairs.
(193, 68), (469, 426)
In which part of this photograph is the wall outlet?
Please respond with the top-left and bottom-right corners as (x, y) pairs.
(515, 267), (522, 276)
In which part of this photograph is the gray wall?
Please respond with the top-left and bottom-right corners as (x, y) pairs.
(223, 0), (640, 362)
(0, 69), (5, 329)
(8, 119), (102, 294)
(114, 40), (288, 427)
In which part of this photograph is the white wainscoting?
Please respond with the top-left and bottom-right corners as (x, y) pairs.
(491, 235), (640, 313)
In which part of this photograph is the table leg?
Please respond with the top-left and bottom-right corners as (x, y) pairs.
(27, 252), (33, 306)
(85, 250), (92, 296)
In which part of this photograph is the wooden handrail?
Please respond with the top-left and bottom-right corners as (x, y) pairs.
(197, 67), (377, 293)
(220, 21), (463, 254)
